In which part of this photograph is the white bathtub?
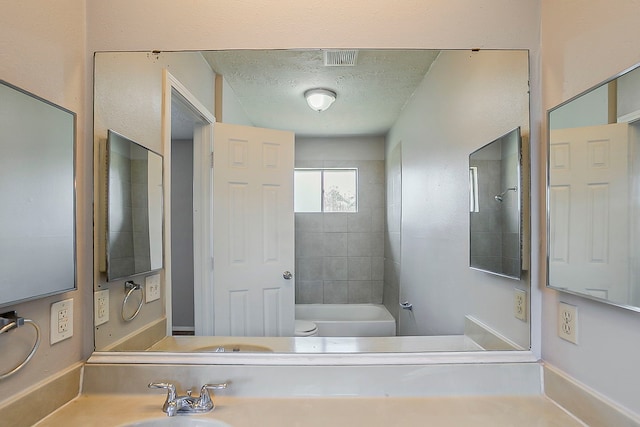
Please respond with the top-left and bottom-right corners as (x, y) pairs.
(295, 304), (396, 337)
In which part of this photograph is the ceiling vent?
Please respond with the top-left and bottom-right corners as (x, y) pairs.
(324, 50), (358, 67)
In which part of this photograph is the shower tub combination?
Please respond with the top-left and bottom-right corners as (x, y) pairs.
(295, 303), (396, 337)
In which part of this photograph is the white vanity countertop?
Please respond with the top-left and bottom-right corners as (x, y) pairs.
(146, 335), (484, 353)
(36, 394), (583, 426)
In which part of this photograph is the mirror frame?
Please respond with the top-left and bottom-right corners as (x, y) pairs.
(91, 48), (535, 363)
(546, 62), (640, 313)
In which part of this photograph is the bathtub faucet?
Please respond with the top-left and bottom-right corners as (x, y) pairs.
(399, 301), (413, 311)
(148, 382), (228, 416)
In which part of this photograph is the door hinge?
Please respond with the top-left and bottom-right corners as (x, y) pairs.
(210, 152), (214, 168)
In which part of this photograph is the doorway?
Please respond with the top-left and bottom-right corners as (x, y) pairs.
(163, 70), (215, 336)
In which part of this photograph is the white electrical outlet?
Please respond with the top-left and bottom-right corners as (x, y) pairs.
(514, 288), (527, 321)
(558, 302), (578, 344)
(94, 289), (109, 326)
(145, 274), (161, 303)
(50, 298), (73, 344)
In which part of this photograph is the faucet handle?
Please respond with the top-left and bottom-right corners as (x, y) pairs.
(197, 383), (228, 410)
(148, 382), (178, 416)
(148, 382), (176, 395)
(203, 383), (228, 390)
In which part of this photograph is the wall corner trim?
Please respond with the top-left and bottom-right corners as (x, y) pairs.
(543, 363), (640, 427)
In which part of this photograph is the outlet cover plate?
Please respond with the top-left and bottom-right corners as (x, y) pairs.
(94, 289), (109, 326)
(50, 298), (73, 344)
(145, 274), (161, 303)
(514, 288), (527, 321)
(558, 302), (578, 344)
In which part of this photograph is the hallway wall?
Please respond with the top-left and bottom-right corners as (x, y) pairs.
(170, 139), (195, 330)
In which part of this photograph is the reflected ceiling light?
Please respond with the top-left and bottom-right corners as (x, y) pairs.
(304, 88), (337, 112)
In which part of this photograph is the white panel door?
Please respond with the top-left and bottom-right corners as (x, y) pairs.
(549, 123), (629, 301)
(213, 123), (295, 336)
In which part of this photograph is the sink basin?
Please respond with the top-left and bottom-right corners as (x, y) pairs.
(121, 417), (231, 427)
(196, 343), (273, 353)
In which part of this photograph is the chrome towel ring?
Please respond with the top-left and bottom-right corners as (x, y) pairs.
(122, 280), (144, 322)
(0, 312), (41, 380)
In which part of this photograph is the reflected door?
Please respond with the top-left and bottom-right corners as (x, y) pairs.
(549, 123), (629, 301)
(213, 123), (295, 336)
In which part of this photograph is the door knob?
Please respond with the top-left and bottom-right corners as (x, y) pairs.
(283, 271), (293, 280)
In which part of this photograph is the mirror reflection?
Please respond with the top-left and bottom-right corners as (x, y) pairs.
(0, 80), (76, 307)
(469, 127), (522, 279)
(104, 130), (163, 281)
(94, 49), (531, 353)
(548, 63), (640, 310)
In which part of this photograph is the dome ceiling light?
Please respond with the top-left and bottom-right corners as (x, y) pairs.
(304, 88), (337, 112)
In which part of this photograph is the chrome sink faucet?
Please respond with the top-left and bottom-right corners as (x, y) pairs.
(148, 382), (228, 416)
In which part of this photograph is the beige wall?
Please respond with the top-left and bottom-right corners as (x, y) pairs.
(86, 1), (541, 52)
(220, 77), (253, 126)
(541, 0), (640, 416)
(94, 52), (215, 154)
(0, 0), (88, 403)
(387, 50), (530, 347)
(93, 51), (215, 349)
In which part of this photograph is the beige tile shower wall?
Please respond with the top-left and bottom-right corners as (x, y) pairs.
(295, 136), (385, 304)
(469, 158), (503, 273)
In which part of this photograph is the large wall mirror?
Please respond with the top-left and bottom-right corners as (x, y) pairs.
(548, 63), (640, 311)
(94, 49), (531, 354)
(0, 81), (76, 307)
(469, 127), (523, 279)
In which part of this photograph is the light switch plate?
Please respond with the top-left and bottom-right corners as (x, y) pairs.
(145, 274), (161, 303)
(50, 298), (73, 344)
(94, 289), (109, 326)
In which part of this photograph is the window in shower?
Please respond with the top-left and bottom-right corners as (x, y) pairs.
(294, 168), (358, 213)
(469, 166), (479, 213)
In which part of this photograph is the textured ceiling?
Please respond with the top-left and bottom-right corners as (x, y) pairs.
(202, 49), (440, 137)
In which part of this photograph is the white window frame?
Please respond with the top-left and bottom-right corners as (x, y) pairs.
(294, 167), (358, 213)
(469, 166), (479, 213)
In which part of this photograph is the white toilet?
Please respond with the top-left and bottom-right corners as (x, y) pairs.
(294, 320), (319, 337)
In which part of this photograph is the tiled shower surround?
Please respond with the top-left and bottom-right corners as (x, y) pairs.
(469, 138), (520, 277)
(108, 152), (151, 278)
(295, 160), (385, 304)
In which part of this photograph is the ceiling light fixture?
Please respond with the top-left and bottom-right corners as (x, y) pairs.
(304, 88), (337, 112)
